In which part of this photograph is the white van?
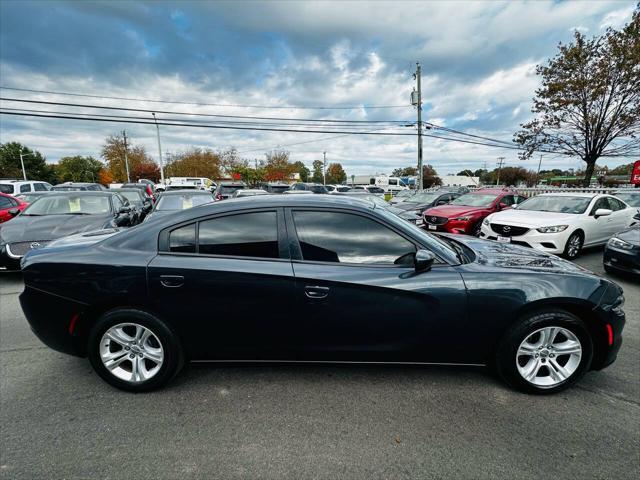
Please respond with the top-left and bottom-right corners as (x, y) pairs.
(165, 177), (215, 192)
(0, 180), (52, 195)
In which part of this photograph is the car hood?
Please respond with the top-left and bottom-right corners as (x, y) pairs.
(443, 234), (592, 274)
(487, 208), (578, 227)
(394, 201), (432, 212)
(0, 214), (112, 243)
(614, 226), (640, 246)
(424, 204), (487, 218)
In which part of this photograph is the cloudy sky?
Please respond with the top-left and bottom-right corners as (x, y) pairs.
(0, 0), (636, 176)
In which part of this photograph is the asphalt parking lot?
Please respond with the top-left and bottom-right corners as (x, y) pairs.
(0, 248), (638, 480)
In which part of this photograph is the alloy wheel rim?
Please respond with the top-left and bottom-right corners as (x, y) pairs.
(516, 326), (582, 388)
(99, 323), (164, 383)
(567, 235), (581, 257)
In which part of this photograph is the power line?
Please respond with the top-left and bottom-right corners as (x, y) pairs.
(0, 110), (417, 136)
(0, 107), (411, 131)
(0, 97), (410, 124)
(0, 86), (410, 110)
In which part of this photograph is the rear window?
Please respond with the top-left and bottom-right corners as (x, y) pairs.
(0, 184), (15, 194)
(220, 185), (244, 194)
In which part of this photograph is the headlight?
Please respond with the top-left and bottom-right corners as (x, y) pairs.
(482, 218), (490, 226)
(536, 225), (568, 233)
(454, 216), (472, 222)
(608, 237), (634, 250)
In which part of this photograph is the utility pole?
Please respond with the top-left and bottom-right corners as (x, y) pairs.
(412, 62), (423, 190)
(152, 113), (165, 186)
(122, 130), (131, 183)
(536, 154), (543, 186)
(496, 157), (505, 186)
(19, 153), (28, 180)
(323, 151), (327, 185)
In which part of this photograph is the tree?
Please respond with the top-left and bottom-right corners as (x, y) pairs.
(56, 156), (104, 183)
(101, 134), (155, 183)
(0, 142), (56, 183)
(392, 166), (418, 177)
(132, 161), (161, 182)
(515, 8), (640, 186)
(311, 160), (324, 183)
(457, 169), (474, 176)
(422, 164), (442, 188)
(98, 168), (114, 186)
(263, 150), (296, 182)
(293, 161), (310, 182)
(164, 147), (223, 179)
(325, 163), (347, 184)
(609, 162), (634, 175)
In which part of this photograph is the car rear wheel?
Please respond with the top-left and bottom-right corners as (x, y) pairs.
(563, 231), (583, 260)
(495, 310), (592, 394)
(88, 309), (184, 392)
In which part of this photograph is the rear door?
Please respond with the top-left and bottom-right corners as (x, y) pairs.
(285, 208), (468, 363)
(586, 197), (615, 245)
(148, 208), (296, 359)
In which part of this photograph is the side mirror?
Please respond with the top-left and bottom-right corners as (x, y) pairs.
(8, 208), (20, 217)
(594, 208), (612, 218)
(437, 200), (447, 205)
(511, 204), (518, 209)
(414, 249), (435, 273)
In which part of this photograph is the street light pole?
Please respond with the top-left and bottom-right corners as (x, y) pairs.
(19, 153), (27, 180)
(412, 62), (423, 190)
(122, 130), (131, 183)
(536, 154), (543, 186)
(323, 151), (327, 185)
(152, 113), (166, 186)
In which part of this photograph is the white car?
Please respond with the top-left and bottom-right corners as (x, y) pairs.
(479, 193), (636, 259)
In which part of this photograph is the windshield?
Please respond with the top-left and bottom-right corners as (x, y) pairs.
(517, 195), (592, 214)
(396, 190), (413, 197)
(156, 194), (214, 211)
(118, 191), (143, 205)
(616, 193), (640, 207)
(23, 195), (111, 215)
(408, 193), (440, 204)
(450, 193), (497, 207)
(367, 187), (385, 193)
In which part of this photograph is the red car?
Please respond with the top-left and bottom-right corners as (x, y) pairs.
(0, 193), (28, 224)
(422, 188), (526, 235)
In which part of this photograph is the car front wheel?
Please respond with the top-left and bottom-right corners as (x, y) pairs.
(88, 309), (184, 392)
(495, 310), (593, 394)
(563, 231), (583, 259)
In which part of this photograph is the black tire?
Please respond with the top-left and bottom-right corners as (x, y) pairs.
(88, 309), (184, 392)
(495, 310), (593, 394)
(562, 231), (583, 260)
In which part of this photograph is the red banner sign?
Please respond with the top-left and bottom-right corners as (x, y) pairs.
(632, 160), (640, 185)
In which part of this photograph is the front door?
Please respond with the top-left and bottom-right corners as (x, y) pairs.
(285, 209), (468, 363)
(148, 209), (296, 359)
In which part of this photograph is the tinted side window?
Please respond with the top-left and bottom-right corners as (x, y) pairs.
(198, 211), (279, 258)
(169, 224), (196, 253)
(20, 184), (32, 193)
(608, 197), (624, 211)
(33, 183), (47, 191)
(293, 211), (416, 265)
(112, 195), (123, 211)
(0, 197), (12, 208)
(500, 195), (515, 206)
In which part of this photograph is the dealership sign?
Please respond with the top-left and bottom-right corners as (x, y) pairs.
(632, 160), (640, 185)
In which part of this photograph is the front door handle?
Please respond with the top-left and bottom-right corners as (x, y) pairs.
(160, 275), (184, 288)
(305, 285), (329, 299)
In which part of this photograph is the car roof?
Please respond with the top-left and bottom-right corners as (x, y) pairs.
(30, 191), (115, 197)
(158, 190), (213, 196)
(535, 192), (598, 198)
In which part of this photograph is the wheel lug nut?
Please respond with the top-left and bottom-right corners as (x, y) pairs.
(129, 354), (135, 359)
(125, 346), (130, 351)
(541, 359), (546, 363)
(139, 354), (143, 358)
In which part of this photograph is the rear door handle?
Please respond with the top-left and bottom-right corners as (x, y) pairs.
(160, 275), (184, 288)
(304, 285), (329, 299)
